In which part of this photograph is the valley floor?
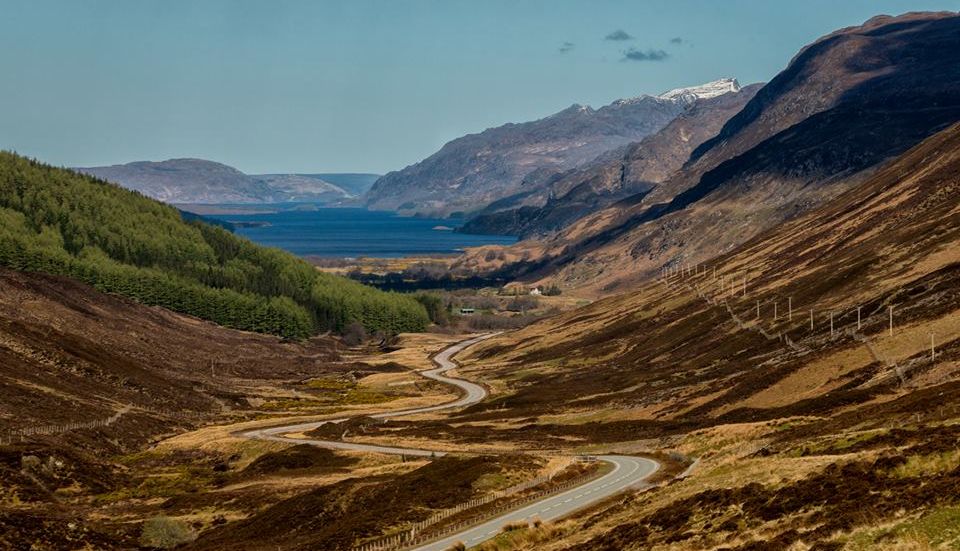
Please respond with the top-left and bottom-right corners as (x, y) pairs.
(2, 278), (959, 550)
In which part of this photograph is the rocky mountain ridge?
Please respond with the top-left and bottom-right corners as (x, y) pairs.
(459, 82), (762, 237)
(364, 79), (743, 217)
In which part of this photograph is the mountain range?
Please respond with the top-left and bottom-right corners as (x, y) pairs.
(364, 79), (746, 217)
(453, 11), (960, 295)
(459, 81), (763, 237)
(75, 158), (379, 204)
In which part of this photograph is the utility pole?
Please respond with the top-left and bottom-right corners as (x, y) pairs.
(931, 333), (936, 361)
(889, 306), (894, 337)
(830, 312), (834, 336)
(756, 300), (760, 319)
(788, 297), (793, 321)
(742, 276), (746, 297)
(810, 309), (814, 331)
(774, 302), (778, 320)
(857, 307), (861, 331)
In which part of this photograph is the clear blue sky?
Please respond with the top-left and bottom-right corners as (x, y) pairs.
(1, 0), (956, 174)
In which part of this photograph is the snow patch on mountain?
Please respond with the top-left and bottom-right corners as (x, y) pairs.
(659, 78), (741, 101)
(610, 78), (741, 108)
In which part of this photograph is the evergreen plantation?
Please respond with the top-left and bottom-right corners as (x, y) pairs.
(0, 152), (429, 339)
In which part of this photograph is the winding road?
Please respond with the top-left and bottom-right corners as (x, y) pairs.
(241, 334), (660, 550)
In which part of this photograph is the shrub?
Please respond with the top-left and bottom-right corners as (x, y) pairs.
(505, 295), (539, 313)
(139, 516), (195, 549)
(501, 520), (528, 533)
(342, 322), (367, 346)
(541, 284), (562, 296)
(465, 314), (539, 331)
(415, 292), (449, 325)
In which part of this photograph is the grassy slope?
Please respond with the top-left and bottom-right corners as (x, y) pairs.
(446, 123), (960, 549)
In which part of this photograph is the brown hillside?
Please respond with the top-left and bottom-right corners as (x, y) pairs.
(457, 120), (959, 430)
(0, 268), (341, 438)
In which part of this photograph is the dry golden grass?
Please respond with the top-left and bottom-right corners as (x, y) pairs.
(872, 307), (960, 365)
(472, 520), (570, 551)
(725, 344), (873, 411)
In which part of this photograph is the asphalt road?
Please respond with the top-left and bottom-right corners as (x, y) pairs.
(241, 333), (661, 549)
(241, 333), (495, 456)
(411, 455), (659, 551)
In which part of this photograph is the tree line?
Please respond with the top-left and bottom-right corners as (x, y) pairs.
(0, 152), (428, 339)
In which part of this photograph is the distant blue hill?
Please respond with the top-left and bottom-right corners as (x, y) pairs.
(304, 173), (380, 197)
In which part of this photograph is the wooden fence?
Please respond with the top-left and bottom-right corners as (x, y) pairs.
(352, 469), (603, 551)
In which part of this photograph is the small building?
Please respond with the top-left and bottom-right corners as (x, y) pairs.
(530, 287), (543, 296)
(459, 308), (475, 315)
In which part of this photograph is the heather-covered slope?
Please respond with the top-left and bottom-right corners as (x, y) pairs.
(0, 265), (361, 550)
(418, 120), (960, 551)
(456, 12), (960, 294)
(0, 268), (341, 434)
(463, 120), (960, 418)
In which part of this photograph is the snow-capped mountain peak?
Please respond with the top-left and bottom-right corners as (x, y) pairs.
(658, 78), (741, 102)
(610, 78), (741, 109)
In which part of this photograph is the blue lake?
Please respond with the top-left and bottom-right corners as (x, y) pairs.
(224, 207), (517, 258)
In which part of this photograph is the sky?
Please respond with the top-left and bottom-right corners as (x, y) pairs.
(1, 0), (957, 174)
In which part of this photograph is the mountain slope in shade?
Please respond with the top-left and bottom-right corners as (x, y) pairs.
(75, 159), (365, 204)
(364, 80), (741, 216)
(454, 12), (960, 294)
(459, 82), (762, 237)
